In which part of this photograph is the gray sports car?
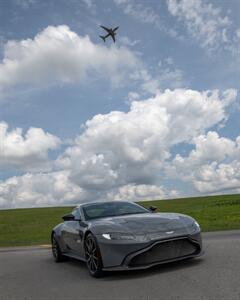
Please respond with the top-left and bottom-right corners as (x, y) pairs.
(51, 201), (203, 277)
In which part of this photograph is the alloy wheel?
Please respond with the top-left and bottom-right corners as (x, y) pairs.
(52, 237), (58, 259)
(85, 236), (100, 273)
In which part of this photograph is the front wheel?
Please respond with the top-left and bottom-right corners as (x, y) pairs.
(84, 233), (104, 277)
(52, 234), (66, 262)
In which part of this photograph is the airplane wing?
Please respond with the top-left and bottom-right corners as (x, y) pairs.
(100, 25), (110, 33)
(113, 26), (119, 32)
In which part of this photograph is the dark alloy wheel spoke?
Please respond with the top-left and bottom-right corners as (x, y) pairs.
(89, 239), (93, 251)
(92, 254), (98, 260)
(85, 236), (100, 273)
(52, 239), (58, 257)
(52, 235), (66, 262)
(92, 259), (97, 270)
(90, 260), (94, 271)
(86, 240), (92, 251)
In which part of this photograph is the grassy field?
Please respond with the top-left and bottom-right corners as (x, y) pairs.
(0, 194), (240, 247)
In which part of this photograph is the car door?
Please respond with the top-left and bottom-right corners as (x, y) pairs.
(62, 208), (86, 257)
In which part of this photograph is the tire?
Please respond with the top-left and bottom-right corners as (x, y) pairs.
(84, 233), (104, 278)
(52, 234), (66, 262)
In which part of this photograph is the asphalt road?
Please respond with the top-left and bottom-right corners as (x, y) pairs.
(0, 230), (240, 300)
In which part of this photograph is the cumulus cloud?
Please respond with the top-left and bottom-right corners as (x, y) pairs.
(0, 172), (178, 209)
(0, 88), (237, 208)
(0, 24), (188, 101)
(167, 131), (240, 194)
(56, 88), (237, 194)
(0, 171), (86, 209)
(167, 0), (238, 54)
(0, 122), (61, 171)
(0, 25), (139, 94)
(193, 161), (240, 194)
(171, 132), (238, 171)
(106, 184), (179, 201)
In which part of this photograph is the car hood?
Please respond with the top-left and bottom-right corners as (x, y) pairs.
(90, 213), (196, 236)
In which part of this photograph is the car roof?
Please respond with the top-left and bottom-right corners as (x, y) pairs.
(76, 200), (134, 209)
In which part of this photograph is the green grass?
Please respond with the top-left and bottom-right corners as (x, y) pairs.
(141, 194), (240, 232)
(0, 194), (240, 247)
(0, 207), (73, 247)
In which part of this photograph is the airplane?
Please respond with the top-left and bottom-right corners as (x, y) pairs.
(99, 25), (119, 43)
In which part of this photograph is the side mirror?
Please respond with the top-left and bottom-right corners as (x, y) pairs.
(62, 213), (75, 221)
(149, 206), (157, 213)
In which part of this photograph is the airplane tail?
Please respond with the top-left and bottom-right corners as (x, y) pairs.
(99, 35), (106, 42)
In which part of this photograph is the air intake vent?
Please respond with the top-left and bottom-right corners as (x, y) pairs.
(129, 239), (197, 267)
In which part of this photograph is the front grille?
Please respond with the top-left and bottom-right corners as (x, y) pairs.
(129, 239), (198, 267)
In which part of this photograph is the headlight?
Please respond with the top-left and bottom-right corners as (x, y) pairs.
(102, 233), (135, 240)
(194, 221), (201, 230)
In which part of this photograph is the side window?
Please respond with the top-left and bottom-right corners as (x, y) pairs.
(72, 208), (81, 220)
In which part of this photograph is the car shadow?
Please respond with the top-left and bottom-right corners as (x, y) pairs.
(102, 257), (204, 281)
(50, 255), (204, 280)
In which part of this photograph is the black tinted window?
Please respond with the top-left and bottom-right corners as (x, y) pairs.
(82, 202), (148, 220)
(72, 208), (81, 220)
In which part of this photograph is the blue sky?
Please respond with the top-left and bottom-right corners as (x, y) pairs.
(0, 0), (239, 208)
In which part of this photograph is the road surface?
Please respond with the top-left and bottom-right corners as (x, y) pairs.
(0, 230), (239, 300)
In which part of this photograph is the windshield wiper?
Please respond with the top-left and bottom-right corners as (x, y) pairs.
(117, 212), (147, 216)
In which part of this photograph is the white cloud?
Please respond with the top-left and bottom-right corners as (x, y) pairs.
(114, 0), (183, 40)
(0, 25), (139, 94)
(107, 184), (179, 201)
(0, 25), (188, 102)
(133, 57), (188, 95)
(172, 132), (238, 171)
(119, 36), (140, 47)
(0, 88), (237, 208)
(0, 171), (85, 209)
(0, 122), (61, 171)
(114, 0), (162, 29)
(193, 161), (240, 194)
(132, 65), (187, 95)
(127, 91), (141, 102)
(57, 88), (236, 193)
(167, 0), (238, 54)
(167, 131), (240, 194)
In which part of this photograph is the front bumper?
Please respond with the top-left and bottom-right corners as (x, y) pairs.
(97, 232), (203, 271)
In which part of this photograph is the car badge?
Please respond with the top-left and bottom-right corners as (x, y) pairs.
(166, 231), (174, 234)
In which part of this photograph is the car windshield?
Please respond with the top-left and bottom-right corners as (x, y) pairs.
(82, 201), (149, 220)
